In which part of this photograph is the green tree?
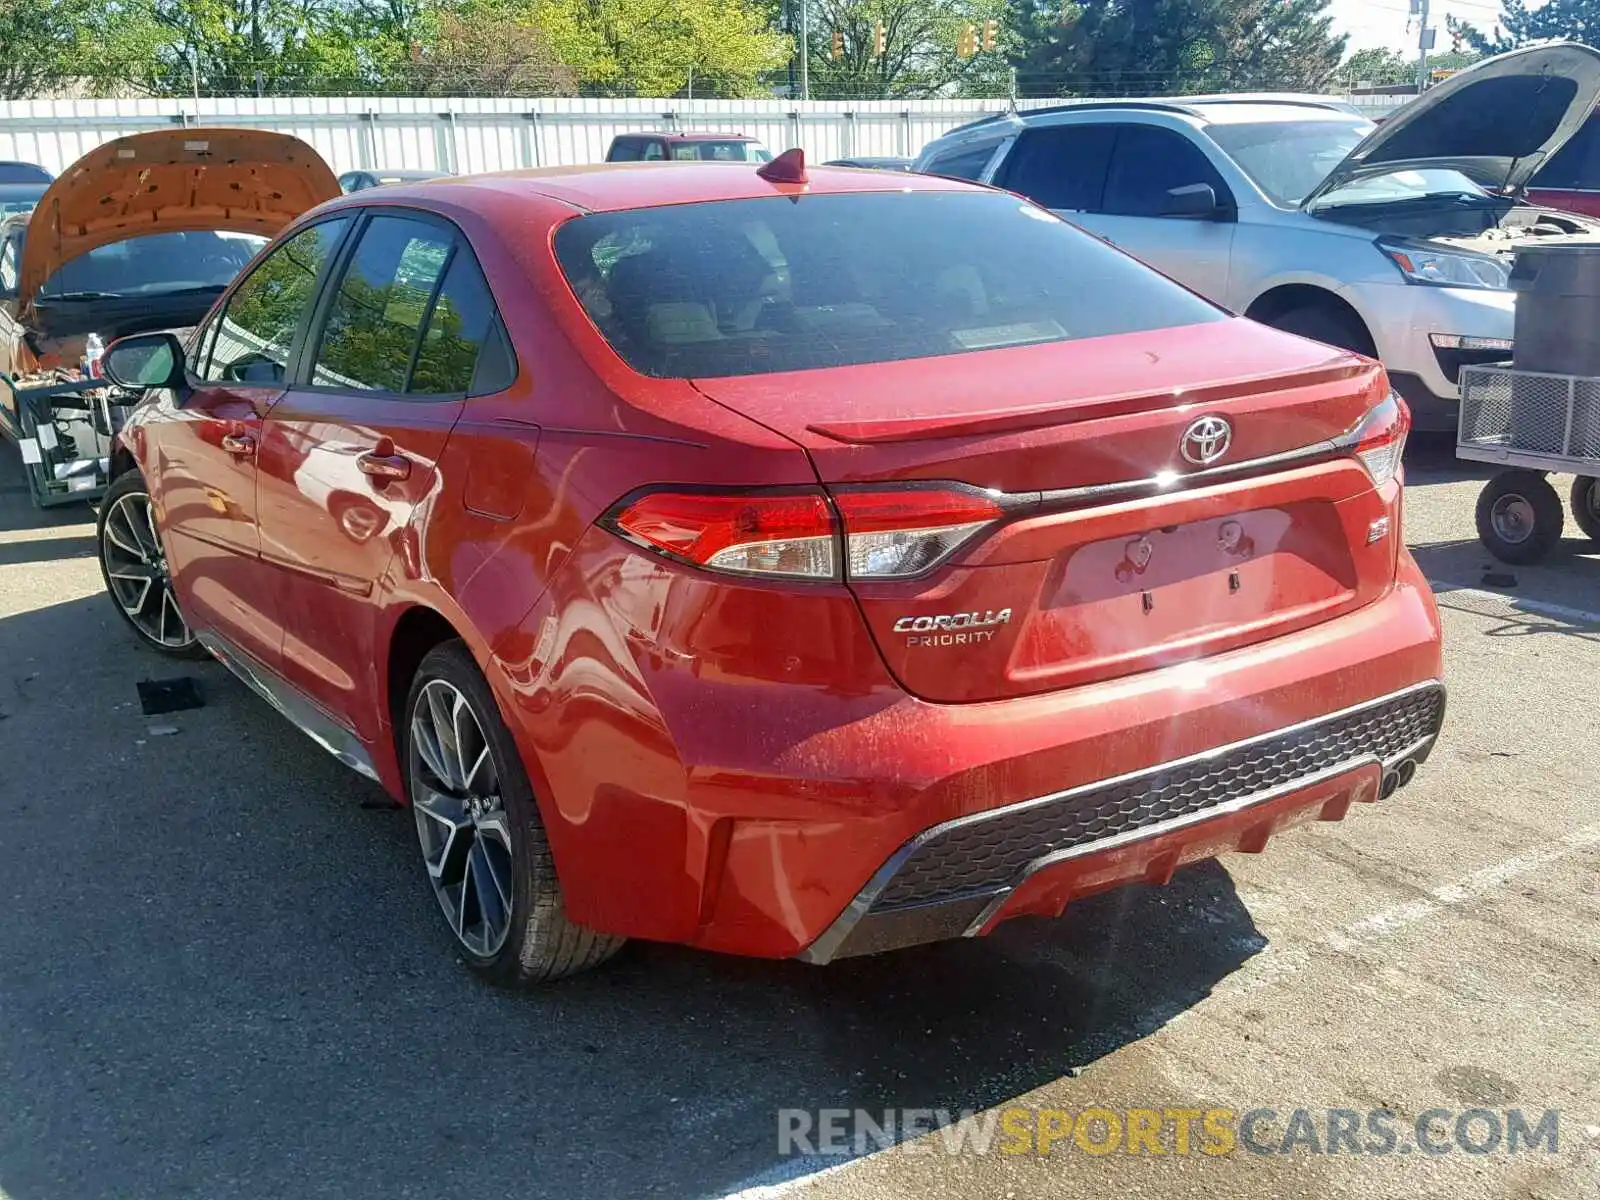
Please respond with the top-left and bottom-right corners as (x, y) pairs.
(0, 0), (96, 98)
(1450, 0), (1600, 55)
(1008, 0), (1345, 97)
(805, 0), (1011, 99)
(1342, 47), (1411, 87)
(395, 0), (578, 94)
(101, 0), (370, 96)
(536, 0), (790, 96)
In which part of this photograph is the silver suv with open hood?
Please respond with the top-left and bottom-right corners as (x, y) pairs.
(914, 43), (1600, 430)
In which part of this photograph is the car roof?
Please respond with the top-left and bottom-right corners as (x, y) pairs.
(379, 160), (972, 214)
(623, 132), (759, 142)
(937, 95), (1366, 142)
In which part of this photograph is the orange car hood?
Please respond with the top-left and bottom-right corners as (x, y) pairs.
(19, 127), (339, 312)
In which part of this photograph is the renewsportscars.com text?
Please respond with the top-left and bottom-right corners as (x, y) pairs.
(778, 1106), (1560, 1158)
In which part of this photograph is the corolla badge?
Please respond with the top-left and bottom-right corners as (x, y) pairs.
(1180, 415), (1232, 466)
(894, 608), (1013, 647)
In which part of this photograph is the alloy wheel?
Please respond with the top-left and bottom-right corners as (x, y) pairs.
(410, 679), (515, 957)
(100, 490), (196, 649)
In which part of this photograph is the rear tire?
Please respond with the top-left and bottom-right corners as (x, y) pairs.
(403, 641), (624, 985)
(1570, 476), (1600, 543)
(1475, 470), (1564, 565)
(1266, 304), (1377, 358)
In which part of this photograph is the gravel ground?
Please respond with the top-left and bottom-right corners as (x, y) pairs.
(0, 436), (1595, 1200)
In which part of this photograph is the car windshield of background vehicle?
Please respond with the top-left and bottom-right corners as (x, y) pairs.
(1209, 119), (1492, 209)
(1205, 120), (1371, 205)
(36, 231), (268, 300)
(553, 191), (1225, 379)
(670, 141), (772, 162)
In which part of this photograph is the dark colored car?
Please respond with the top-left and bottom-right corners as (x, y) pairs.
(605, 132), (773, 163)
(339, 169), (451, 193)
(825, 156), (914, 171)
(0, 161), (53, 185)
(0, 129), (338, 505)
(95, 155), (1442, 986)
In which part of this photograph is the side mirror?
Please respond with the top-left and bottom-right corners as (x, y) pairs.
(102, 331), (187, 391)
(1160, 183), (1229, 220)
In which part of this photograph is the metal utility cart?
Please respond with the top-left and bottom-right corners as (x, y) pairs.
(1457, 239), (1600, 564)
(0, 371), (124, 508)
(1458, 364), (1600, 563)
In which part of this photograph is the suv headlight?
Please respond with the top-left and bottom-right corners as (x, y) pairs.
(1377, 238), (1510, 290)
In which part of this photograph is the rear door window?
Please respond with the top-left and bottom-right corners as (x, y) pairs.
(1102, 125), (1232, 217)
(409, 251), (500, 395)
(303, 211), (508, 397)
(553, 190), (1223, 379)
(996, 125), (1117, 211)
(309, 215), (453, 392)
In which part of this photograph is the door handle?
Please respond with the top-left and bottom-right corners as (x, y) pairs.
(357, 451), (412, 481)
(220, 432), (256, 457)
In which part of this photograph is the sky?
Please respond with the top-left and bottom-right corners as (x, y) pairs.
(1331, 0), (1515, 52)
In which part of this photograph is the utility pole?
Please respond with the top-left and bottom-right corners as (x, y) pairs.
(799, 0), (809, 100)
(1414, 0), (1435, 92)
(252, 0), (263, 95)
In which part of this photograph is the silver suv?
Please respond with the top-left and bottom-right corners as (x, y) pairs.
(914, 44), (1600, 430)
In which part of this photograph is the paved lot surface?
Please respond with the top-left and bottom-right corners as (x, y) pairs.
(0, 436), (1596, 1200)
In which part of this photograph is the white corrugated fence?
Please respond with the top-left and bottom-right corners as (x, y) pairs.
(0, 93), (1407, 178)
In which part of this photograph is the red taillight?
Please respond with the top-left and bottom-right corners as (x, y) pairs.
(602, 484), (1004, 581)
(833, 486), (1004, 579)
(1350, 388), (1411, 488)
(606, 490), (837, 578)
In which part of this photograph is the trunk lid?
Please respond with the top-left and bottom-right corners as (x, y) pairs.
(693, 318), (1400, 703)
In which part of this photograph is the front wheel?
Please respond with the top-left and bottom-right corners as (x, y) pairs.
(96, 471), (206, 658)
(403, 641), (624, 985)
(1570, 476), (1600, 543)
(1266, 304), (1376, 357)
(1475, 469), (1564, 565)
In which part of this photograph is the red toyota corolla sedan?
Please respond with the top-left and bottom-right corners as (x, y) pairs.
(94, 153), (1444, 984)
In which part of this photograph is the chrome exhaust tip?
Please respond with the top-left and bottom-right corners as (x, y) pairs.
(1380, 770), (1400, 800)
(1396, 758), (1417, 789)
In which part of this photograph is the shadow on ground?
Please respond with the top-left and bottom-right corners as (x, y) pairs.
(0, 445), (97, 534)
(0, 593), (1265, 1200)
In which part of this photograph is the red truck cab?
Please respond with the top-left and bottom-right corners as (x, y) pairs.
(1526, 111), (1600, 215)
(604, 132), (773, 163)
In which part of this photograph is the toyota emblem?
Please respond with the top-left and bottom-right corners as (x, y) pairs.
(1180, 415), (1232, 466)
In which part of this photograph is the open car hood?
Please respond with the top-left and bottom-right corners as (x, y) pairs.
(1303, 42), (1600, 207)
(18, 127), (339, 312)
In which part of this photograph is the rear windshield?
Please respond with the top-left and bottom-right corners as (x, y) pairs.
(671, 141), (772, 162)
(38, 230), (267, 300)
(553, 191), (1224, 378)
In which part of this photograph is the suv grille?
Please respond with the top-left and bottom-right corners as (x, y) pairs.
(871, 685), (1445, 911)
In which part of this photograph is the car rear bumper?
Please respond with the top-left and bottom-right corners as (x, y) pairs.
(504, 537), (1443, 961)
(733, 558), (1438, 959)
(799, 678), (1443, 962)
